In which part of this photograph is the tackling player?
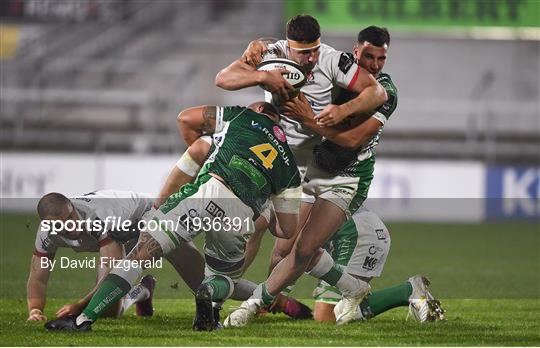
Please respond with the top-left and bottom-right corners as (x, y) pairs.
(280, 25), (444, 323)
(28, 190), (205, 322)
(44, 101), (302, 332)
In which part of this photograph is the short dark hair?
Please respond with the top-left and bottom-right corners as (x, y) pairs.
(37, 192), (71, 219)
(357, 26), (390, 47)
(286, 15), (320, 43)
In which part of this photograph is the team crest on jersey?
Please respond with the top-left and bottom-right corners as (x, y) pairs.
(273, 126), (286, 142)
(305, 71), (315, 85)
(338, 53), (354, 74)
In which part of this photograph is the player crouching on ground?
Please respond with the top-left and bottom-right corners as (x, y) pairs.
(28, 190), (160, 323)
(312, 207), (445, 323)
(44, 101), (302, 332)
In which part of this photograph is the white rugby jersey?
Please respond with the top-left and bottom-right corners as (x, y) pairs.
(265, 41), (361, 154)
(34, 190), (153, 256)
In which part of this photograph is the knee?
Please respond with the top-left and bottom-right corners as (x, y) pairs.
(293, 242), (316, 266)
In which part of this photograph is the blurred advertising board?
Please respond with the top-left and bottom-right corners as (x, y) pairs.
(286, 0), (540, 31)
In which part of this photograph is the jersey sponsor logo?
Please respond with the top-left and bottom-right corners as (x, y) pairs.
(179, 209), (200, 229)
(338, 52), (354, 74)
(205, 201), (224, 218)
(375, 229), (386, 240)
(75, 197), (92, 202)
(213, 135), (223, 146)
(362, 256), (378, 271)
(251, 121), (291, 166)
(273, 126), (286, 142)
(41, 236), (53, 252)
(368, 245), (384, 255)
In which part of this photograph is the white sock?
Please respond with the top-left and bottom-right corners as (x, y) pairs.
(76, 312), (93, 325)
(307, 250), (334, 278)
(122, 283), (150, 312)
(336, 273), (366, 297)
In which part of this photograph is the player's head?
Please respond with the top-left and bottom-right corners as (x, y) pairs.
(354, 26), (390, 76)
(37, 192), (80, 239)
(248, 101), (280, 122)
(286, 14), (321, 73)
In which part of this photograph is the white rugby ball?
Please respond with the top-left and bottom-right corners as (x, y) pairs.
(256, 58), (307, 89)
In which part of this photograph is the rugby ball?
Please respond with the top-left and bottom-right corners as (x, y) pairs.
(256, 58), (307, 89)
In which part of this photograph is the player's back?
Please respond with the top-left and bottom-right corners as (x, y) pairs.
(204, 106), (300, 214)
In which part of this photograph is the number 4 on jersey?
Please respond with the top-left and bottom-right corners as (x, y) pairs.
(250, 143), (278, 169)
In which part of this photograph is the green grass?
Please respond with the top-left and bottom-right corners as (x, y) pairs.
(1, 213), (539, 345)
(2, 299), (539, 346)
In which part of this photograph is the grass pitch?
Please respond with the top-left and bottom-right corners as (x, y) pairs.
(1, 213), (539, 346)
(2, 299), (539, 346)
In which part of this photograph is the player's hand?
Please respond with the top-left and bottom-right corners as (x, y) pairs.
(56, 302), (83, 318)
(315, 104), (345, 126)
(242, 40), (268, 66)
(282, 93), (315, 121)
(260, 69), (296, 102)
(28, 308), (47, 321)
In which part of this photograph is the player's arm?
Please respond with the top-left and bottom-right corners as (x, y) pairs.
(55, 240), (124, 318)
(215, 59), (294, 101)
(316, 56), (387, 126)
(283, 93), (382, 150)
(270, 186), (302, 239)
(154, 137), (211, 207)
(27, 254), (52, 321)
(177, 105), (218, 145)
(241, 39), (268, 66)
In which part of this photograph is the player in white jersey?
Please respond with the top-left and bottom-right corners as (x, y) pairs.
(216, 15), (388, 326)
(27, 190), (205, 322)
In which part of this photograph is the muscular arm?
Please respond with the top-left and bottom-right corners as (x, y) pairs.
(215, 59), (294, 100)
(27, 255), (52, 320)
(177, 106), (217, 146)
(316, 67), (387, 125)
(283, 93), (382, 150)
(215, 59), (265, 90)
(154, 138), (211, 207)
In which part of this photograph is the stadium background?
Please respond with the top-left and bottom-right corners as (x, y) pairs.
(0, 0), (538, 345)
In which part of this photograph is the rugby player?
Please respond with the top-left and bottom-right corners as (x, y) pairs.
(247, 25), (444, 323)
(44, 101), (302, 332)
(28, 190), (205, 322)
(216, 15), (388, 326)
(156, 136), (313, 321)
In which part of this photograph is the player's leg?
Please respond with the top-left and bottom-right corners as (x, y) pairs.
(313, 213), (389, 322)
(165, 241), (205, 292)
(244, 215), (268, 269)
(45, 181), (207, 331)
(268, 201), (312, 272)
(44, 231), (166, 331)
(192, 179), (255, 331)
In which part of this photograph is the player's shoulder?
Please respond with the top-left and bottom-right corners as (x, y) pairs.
(220, 105), (250, 120)
(318, 45), (356, 75)
(73, 190), (151, 200)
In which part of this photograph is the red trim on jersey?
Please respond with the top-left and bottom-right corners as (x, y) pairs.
(98, 237), (113, 248)
(347, 66), (361, 90)
(33, 250), (54, 258)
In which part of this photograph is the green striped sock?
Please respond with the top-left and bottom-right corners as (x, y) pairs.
(203, 275), (232, 302)
(82, 274), (132, 321)
(360, 282), (413, 318)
